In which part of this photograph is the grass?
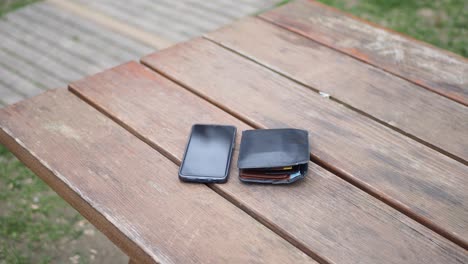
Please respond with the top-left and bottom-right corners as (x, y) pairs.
(0, 144), (86, 263)
(0, 0), (41, 17)
(316, 0), (467, 57)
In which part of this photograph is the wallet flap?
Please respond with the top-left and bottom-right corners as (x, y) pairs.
(237, 128), (309, 169)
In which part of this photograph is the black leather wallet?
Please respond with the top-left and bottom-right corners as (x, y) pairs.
(237, 128), (309, 184)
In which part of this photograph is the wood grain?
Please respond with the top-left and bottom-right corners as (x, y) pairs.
(70, 61), (468, 263)
(260, 0), (468, 105)
(0, 88), (314, 264)
(205, 17), (468, 163)
(141, 39), (468, 248)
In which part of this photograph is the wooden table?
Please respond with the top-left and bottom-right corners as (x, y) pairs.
(1, 0), (467, 263)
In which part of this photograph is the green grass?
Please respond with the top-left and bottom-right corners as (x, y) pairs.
(0, 144), (85, 263)
(316, 0), (467, 57)
(0, 0), (41, 17)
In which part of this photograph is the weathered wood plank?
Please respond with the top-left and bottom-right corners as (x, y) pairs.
(34, 3), (153, 56)
(0, 84), (24, 106)
(70, 61), (468, 263)
(71, 0), (276, 42)
(6, 12), (118, 69)
(0, 47), (64, 89)
(141, 39), (468, 248)
(260, 0), (468, 105)
(1, 20), (100, 77)
(0, 88), (313, 264)
(0, 35), (80, 84)
(0, 58), (45, 97)
(205, 17), (468, 163)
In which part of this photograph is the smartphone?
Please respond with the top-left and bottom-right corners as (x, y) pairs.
(179, 124), (236, 183)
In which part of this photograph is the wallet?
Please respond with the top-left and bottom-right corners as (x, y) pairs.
(237, 128), (309, 184)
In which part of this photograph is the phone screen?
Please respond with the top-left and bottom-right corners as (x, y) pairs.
(179, 124), (236, 183)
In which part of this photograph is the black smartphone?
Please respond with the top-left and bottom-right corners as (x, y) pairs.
(179, 124), (236, 183)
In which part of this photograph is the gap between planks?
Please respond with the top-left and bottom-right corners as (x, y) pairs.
(202, 36), (468, 167)
(46, 0), (173, 50)
(139, 58), (468, 250)
(68, 79), (331, 264)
